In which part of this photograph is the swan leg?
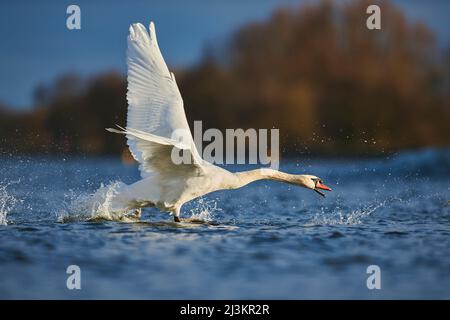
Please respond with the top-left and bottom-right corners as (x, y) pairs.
(133, 208), (141, 219)
(173, 207), (181, 222)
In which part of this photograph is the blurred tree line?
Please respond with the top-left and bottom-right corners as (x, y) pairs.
(1, 0), (449, 157)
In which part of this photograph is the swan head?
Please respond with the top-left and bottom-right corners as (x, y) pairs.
(297, 175), (332, 197)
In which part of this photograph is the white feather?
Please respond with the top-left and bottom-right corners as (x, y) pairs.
(125, 22), (201, 178)
(105, 22), (327, 220)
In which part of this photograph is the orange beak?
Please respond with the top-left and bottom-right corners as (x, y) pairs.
(316, 181), (332, 191)
(314, 181), (332, 197)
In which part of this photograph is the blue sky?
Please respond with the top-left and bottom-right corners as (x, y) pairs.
(0, 0), (449, 109)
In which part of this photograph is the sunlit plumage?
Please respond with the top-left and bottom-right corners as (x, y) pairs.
(107, 22), (330, 222)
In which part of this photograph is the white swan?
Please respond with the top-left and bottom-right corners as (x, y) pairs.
(107, 22), (331, 222)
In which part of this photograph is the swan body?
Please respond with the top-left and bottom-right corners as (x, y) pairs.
(107, 22), (331, 221)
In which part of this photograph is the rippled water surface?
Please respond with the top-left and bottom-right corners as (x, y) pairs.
(0, 149), (449, 299)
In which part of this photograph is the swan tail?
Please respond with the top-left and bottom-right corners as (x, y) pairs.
(106, 124), (127, 134)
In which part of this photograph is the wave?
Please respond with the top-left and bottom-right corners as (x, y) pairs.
(387, 148), (450, 176)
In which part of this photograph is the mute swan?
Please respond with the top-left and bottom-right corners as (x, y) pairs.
(107, 22), (331, 222)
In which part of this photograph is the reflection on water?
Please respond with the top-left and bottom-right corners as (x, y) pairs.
(0, 149), (449, 299)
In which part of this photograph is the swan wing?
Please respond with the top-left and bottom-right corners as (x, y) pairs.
(125, 22), (201, 177)
(107, 126), (204, 178)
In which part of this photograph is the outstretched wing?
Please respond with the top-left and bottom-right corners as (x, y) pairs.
(107, 126), (203, 179)
(123, 22), (202, 177)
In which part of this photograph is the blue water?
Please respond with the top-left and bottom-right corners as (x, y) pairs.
(0, 149), (449, 299)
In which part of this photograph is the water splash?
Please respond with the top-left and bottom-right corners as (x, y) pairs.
(58, 183), (222, 224)
(58, 181), (137, 223)
(186, 197), (221, 222)
(308, 199), (396, 226)
(0, 181), (19, 226)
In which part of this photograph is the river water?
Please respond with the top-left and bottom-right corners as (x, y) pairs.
(0, 148), (449, 299)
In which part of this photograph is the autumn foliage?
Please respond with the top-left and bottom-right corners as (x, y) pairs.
(1, 0), (449, 156)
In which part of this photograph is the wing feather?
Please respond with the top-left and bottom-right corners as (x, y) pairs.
(122, 22), (202, 177)
(107, 126), (203, 178)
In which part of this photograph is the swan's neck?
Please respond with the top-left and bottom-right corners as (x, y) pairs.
(232, 168), (308, 189)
